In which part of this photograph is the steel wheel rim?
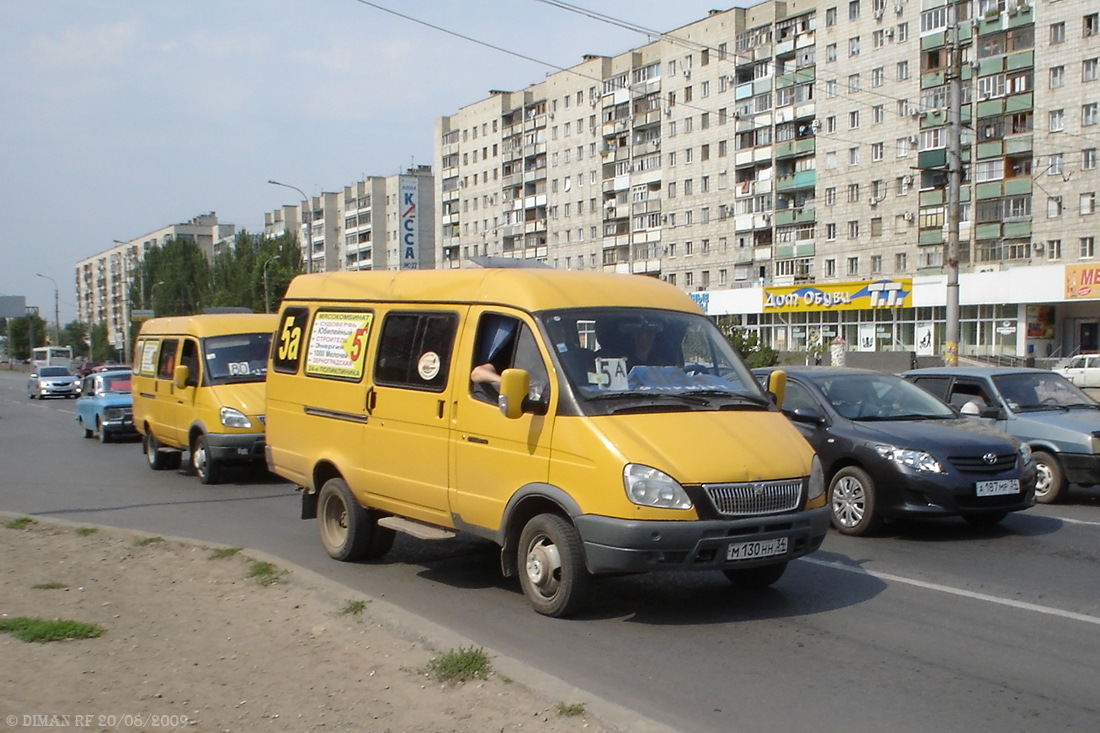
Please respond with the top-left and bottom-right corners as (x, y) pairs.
(832, 476), (867, 528)
(145, 435), (157, 466)
(524, 535), (562, 599)
(193, 442), (209, 479)
(320, 492), (349, 550)
(1034, 463), (1053, 497)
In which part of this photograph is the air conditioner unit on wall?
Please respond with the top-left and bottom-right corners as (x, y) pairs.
(903, 212), (915, 221)
(884, 29), (895, 39)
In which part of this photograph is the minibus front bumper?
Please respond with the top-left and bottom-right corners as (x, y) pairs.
(573, 506), (830, 575)
(205, 433), (266, 464)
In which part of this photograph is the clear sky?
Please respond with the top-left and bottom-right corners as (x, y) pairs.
(1, 0), (751, 325)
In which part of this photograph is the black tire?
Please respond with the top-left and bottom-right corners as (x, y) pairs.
(317, 478), (394, 562)
(80, 418), (93, 439)
(97, 418), (111, 444)
(963, 511), (1008, 527)
(517, 514), (591, 618)
(1032, 451), (1067, 504)
(723, 561), (788, 588)
(192, 434), (222, 485)
(145, 431), (171, 471)
(828, 466), (882, 536)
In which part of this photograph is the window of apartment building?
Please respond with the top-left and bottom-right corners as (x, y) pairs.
(849, 73), (861, 92)
(826, 79), (838, 97)
(924, 48), (945, 72)
(872, 142), (885, 162)
(685, 116), (695, 133)
(849, 146), (861, 165)
(826, 223), (837, 240)
(898, 61), (911, 81)
(826, 187), (837, 206)
(668, 182), (677, 198)
(873, 105), (885, 124)
(1050, 109), (1066, 131)
(668, 151), (677, 167)
(826, 151), (838, 169)
(848, 221), (860, 240)
(1045, 240), (1062, 261)
(701, 81), (710, 99)
(871, 254), (883, 274)
(1085, 59), (1100, 83)
(896, 98), (909, 117)
(849, 1), (860, 20)
(719, 268), (728, 285)
(1051, 66), (1065, 88)
(897, 137), (910, 157)
(1049, 196), (1063, 217)
(826, 43), (838, 62)
(1086, 14), (1099, 38)
(871, 217), (885, 239)
(922, 6), (948, 33)
(825, 258), (837, 277)
(685, 272), (694, 288)
(976, 159), (1004, 182)
(872, 67), (885, 87)
(826, 115), (838, 133)
(873, 29), (885, 48)
(895, 252), (908, 271)
(850, 37), (861, 57)
(685, 179), (694, 196)
(1085, 149), (1100, 170)
(847, 256), (859, 275)
(701, 176), (711, 193)
(847, 183), (861, 203)
(849, 110), (860, 129)
(719, 139), (728, 157)
(685, 147), (694, 164)
(826, 7), (838, 26)
(1051, 22), (1066, 45)
(1085, 103), (1100, 126)
(1081, 192), (1097, 215)
(921, 127), (947, 150)
(1082, 237), (1097, 259)
(684, 86), (693, 103)
(1050, 153), (1065, 176)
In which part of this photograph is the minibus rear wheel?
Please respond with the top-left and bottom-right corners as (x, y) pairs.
(517, 514), (591, 618)
(145, 432), (181, 471)
(317, 478), (393, 562)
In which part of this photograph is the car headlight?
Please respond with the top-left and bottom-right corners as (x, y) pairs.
(1091, 432), (1100, 454)
(808, 455), (825, 500)
(1018, 442), (1033, 463)
(104, 407), (124, 420)
(219, 407), (252, 429)
(874, 444), (944, 474)
(623, 464), (693, 510)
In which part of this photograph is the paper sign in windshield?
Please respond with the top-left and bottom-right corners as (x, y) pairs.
(305, 312), (374, 379)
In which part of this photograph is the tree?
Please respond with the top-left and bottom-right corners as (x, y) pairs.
(6, 313), (48, 361)
(715, 315), (778, 369)
(89, 323), (114, 363)
(61, 320), (90, 358)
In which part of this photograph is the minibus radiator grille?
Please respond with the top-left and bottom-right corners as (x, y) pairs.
(702, 480), (802, 517)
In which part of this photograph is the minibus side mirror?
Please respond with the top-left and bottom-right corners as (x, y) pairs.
(174, 365), (190, 390)
(767, 370), (787, 411)
(498, 368), (530, 419)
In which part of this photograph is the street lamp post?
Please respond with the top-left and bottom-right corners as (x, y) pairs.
(35, 273), (60, 346)
(149, 281), (166, 315)
(268, 180), (312, 274)
(263, 255), (281, 313)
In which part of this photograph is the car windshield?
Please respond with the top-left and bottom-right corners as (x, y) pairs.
(992, 372), (1098, 412)
(537, 307), (770, 414)
(102, 373), (132, 393)
(202, 333), (272, 384)
(809, 372), (956, 421)
(39, 367), (69, 377)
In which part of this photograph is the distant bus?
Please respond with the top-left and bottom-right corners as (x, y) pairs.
(32, 346), (73, 370)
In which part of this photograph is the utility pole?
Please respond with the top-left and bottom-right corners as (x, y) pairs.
(944, 14), (964, 367)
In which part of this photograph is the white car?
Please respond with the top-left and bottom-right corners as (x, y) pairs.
(1056, 354), (1100, 390)
(27, 365), (79, 399)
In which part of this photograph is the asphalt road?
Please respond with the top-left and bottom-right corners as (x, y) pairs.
(2, 368), (1099, 733)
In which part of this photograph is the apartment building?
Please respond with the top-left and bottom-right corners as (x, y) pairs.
(74, 213), (235, 352)
(264, 166), (436, 273)
(434, 0), (1100, 360)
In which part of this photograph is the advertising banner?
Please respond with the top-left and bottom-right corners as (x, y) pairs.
(399, 177), (419, 270)
(304, 311), (373, 379)
(1064, 264), (1100, 299)
(763, 279), (912, 313)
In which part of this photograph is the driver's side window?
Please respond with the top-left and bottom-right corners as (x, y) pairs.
(470, 314), (550, 410)
(781, 380), (819, 415)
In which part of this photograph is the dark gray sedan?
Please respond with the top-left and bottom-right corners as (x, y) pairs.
(755, 367), (1036, 536)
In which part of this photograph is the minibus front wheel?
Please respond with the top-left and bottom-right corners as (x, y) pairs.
(518, 514), (591, 618)
(317, 478), (394, 562)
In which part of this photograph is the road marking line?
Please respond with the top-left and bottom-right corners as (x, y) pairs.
(801, 556), (1100, 627)
(1049, 515), (1100, 528)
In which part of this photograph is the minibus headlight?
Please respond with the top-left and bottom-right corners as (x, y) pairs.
(220, 407), (252, 429)
(808, 455), (825, 500)
(623, 464), (692, 510)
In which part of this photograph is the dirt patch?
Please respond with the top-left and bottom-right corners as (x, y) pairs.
(0, 518), (624, 732)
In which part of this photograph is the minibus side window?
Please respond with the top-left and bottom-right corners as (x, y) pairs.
(374, 312), (457, 392)
(179, 339), (200, 387)
(156, 339), (179, 380)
